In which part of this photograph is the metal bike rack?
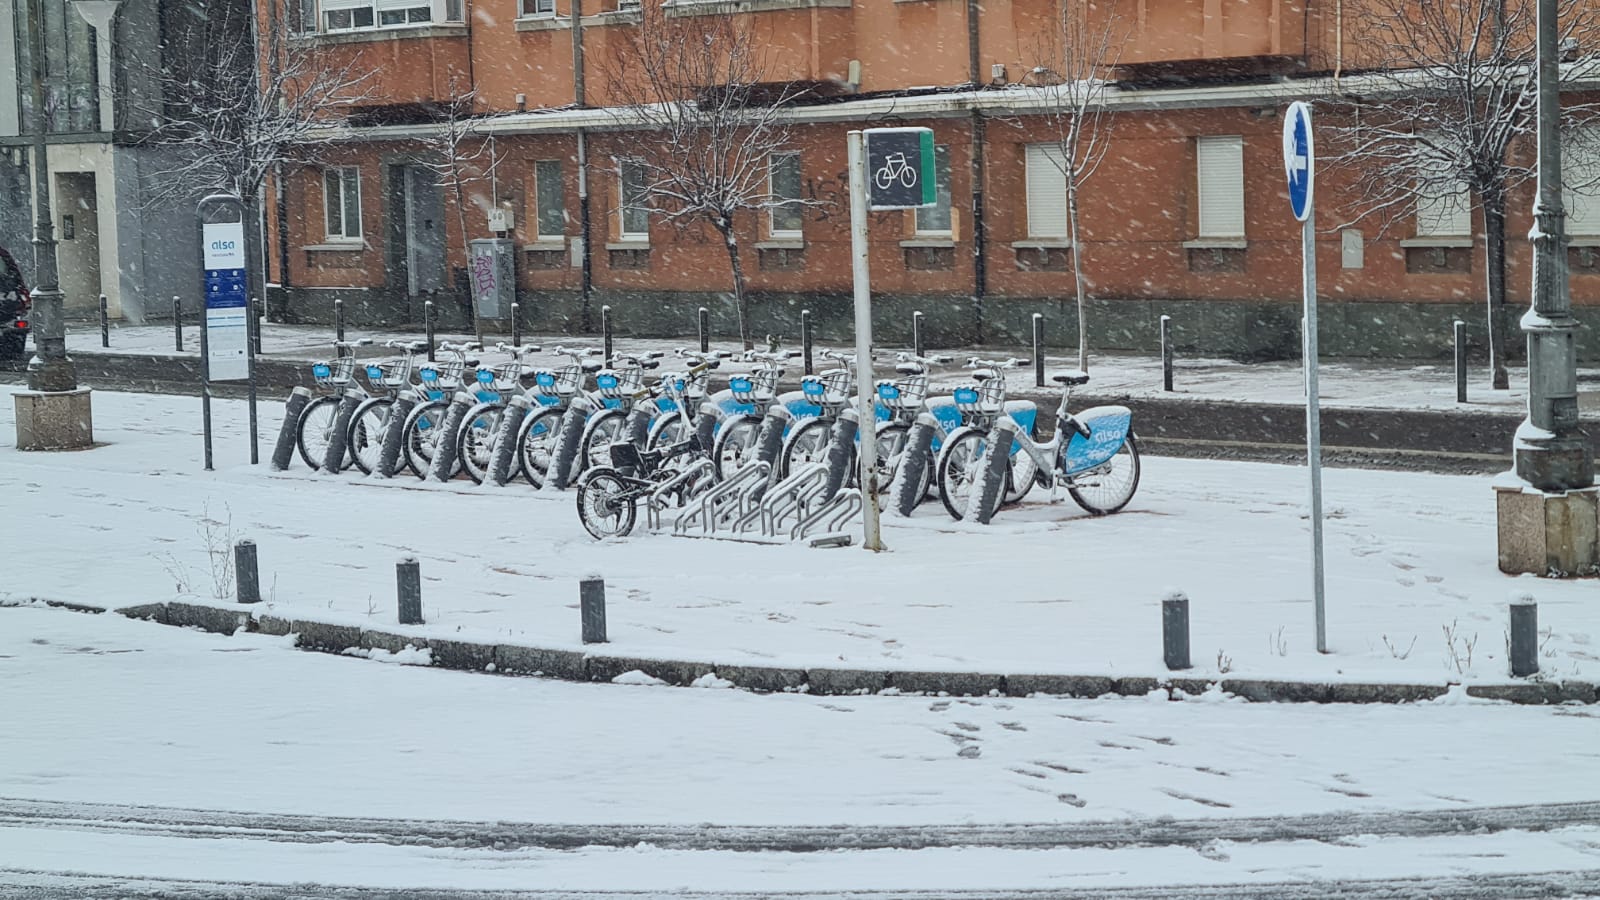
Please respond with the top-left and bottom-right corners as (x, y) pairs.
(641, 458), (718, 531)
(792, 487), (862, 541)
(741, 463), (834, 537)
(672, 460), (771, 536)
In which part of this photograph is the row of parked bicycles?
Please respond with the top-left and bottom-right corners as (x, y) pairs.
(290, 336), (1142, 539)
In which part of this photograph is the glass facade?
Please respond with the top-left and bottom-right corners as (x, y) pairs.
(14, 0), (99, 133)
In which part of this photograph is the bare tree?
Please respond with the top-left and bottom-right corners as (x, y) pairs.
(1027, 2), (1127, 373)
(1326, 0), (1600, 390)
(600, 0), (813, 350)
(133, 0), (373, 302)
(415, 81), (503, 346)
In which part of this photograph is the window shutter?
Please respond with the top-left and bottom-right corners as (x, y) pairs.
(1416, 185), (1472, 237)
(1566, 130), (1600, 237)
(1025, 144), (1068, 239)
(1196, 135), (1244, 238)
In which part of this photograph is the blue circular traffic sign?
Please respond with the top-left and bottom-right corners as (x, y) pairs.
(1283, 101), (1314, 222)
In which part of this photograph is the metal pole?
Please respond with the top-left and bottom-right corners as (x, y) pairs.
(1161, 315), (1174, 392)
(1032, 313), (1045, 388)
(602, 304), (613, 362)
(801, 309), (814, 375)
(334, 298), (345, 344)
(397, 557), (423, 625)
(21, 0), (75, 395)
(1454, 319), (1468, 404)
(200, 296), (213, 471)
(1509, 593), (1539, 677)
(1303, 209), (1327, 654)
(1514, 0), (1593, 492)
(698, 306), (709, 353)
(913, 310), (925, 358)
(1162, 590), (1191, 670)
(580, 576), (607, 643)
(99, 294), (109, 347)
(247, 297), (259, 466)
(235, 539), (260, 604)
(425, 300), (436, 361)
(847, 130), (884, 552)
(511, 301), (521, 348)
(174, 296), (184, 352)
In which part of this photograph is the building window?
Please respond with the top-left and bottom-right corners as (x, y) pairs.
(619, 160), (649, 240)
(534, 160), (565, 240)
(1196, 135), (1245, 239)
(324, 168), (362, 242)
(1564, 129), (1600, 237)
(520, 0), (555, 15)
(1024, 144), (1068, 239)
(915, 144), (952, 235)
(318, 0), (455, 31)
(768, 153), (803, 239)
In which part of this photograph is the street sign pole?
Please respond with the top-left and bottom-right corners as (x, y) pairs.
(847, 130), (885, 552)
(1284, 101), (1327, 654)
(197, 193), (257, 471)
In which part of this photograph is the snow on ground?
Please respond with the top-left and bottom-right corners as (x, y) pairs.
(3, 605), (1600, 892)
(64, 320), (1600, 414)
(3, 386), (1593, 685)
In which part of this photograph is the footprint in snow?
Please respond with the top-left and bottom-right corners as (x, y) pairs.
(958, 746), (981, 759)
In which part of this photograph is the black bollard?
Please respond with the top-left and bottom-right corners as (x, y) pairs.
(913, 310), (925, 358)
(272, 387), (312, 470)
(335, 298), (345, 344)
(1161, 315), (1174, 392)
(1454, 319), (1467, 404)
(1163, 590), (1192, 671)
(397, 557), (423, 625)
(99, 294), (109, 348)
(174, 296), (183, 352)
(235, 540), (260, 604)
(512, 302), (522, 348)
(602, 305), (614, 363)
(698, 306), (710, 353)
(1510, 593), (1538, 677)
(801, 309), (814, 376)
(425, 300), (436, 361)
(581, 576), (607, 643)
(1032, 314), (1045, 388)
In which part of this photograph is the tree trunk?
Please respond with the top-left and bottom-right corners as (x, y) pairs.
(450, 172), (482, 346)
(1066, 180), (1088, 373)
(718, 222), (753, 351)
(1482, 183), (1511, 390)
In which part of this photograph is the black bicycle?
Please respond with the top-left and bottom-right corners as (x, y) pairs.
(575, 430), (713, 539)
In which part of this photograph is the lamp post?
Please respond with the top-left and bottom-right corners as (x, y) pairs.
(1495, 0), (1598, 576)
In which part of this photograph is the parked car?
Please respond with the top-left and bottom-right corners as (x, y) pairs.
(0, 245), (30, 361)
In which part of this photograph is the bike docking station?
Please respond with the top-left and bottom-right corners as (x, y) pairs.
(196, 193), (260, 471)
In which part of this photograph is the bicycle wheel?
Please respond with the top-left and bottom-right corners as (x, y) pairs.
(937, 427), (1006, 521)
(899, 165), (917, 189)
(874, 167), (894, 190)
(456, 403), (503, 485)
(1067, 432), (1141, 516)
(518, 407), (566, 489)
(402, 399), (449, 479)
(347, 397), (394, 476)
(866, 422), (914, 506)
(779, 417), (831, 478)
(295, 396), (342, 471)
(576, 468), (637, 539)
(580, 410), (627, 475)
(711, 415), (761, 480)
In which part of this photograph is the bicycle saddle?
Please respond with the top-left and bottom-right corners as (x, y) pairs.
(582, 360), (604, 374)
(1051, 370), (1091, 386)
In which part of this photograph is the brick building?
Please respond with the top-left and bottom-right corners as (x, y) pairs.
(264, 0), (1600, 360)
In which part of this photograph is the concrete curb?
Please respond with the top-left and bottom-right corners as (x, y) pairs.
(85, 599), (1598, 706)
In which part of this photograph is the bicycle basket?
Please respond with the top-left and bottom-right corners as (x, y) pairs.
(730, 367), (780, 403)
(423, 357), (465, 390)
(531, 368), (560, 397)
(974, 374), (1006, 412)
(312, 356), (355, 386)
(491, 361), (524, 392)
(377, 357), (413, 389)
(953, 383), (986, 414)
(595, 366), (643, 399)
(881, 374), (927, 410)
(819, 368), (851, 405)
(554, 364), (584, 396)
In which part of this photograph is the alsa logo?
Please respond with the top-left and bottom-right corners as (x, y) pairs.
(210, 240), (237, 250)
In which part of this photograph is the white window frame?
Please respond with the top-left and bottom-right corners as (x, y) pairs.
(1024, 143), (1068, 240)
(767, 152), (803, 240)
(317, 0), (457, 32)
(520, 0), (555, 17)
(915, 143), (952, 236)
(1196, 135), (1245, 240)
(618, 160), (650, 242)
(323, 167), (362, 243)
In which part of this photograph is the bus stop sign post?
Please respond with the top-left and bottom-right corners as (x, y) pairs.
(849, 126), (936, 552)
(1284, 101), (1327, 654)
(198, 193), (259, 470)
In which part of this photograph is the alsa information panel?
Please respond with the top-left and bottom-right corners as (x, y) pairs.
(202, 222), (249, 382)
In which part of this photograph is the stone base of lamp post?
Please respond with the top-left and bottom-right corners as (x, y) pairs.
(14, 388), (95, 451)
(1495, 480), (1599, 577)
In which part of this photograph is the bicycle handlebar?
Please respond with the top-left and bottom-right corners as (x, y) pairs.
(332, 338), (372, 351)
(383, 339), (430, 354)
(551, 345), (602, 361)
(965, 356), (1029, 369)
(494, 342), (543, 355)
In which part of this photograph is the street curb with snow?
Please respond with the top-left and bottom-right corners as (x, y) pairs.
(54, 598), (1598, 706)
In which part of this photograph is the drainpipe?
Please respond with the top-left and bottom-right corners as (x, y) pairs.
(573, 0), (593, 331)
(967, 0), (986, 344)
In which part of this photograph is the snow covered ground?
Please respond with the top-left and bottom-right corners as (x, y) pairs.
(2, 385), (1594, 685)
(64, 319), (1600, 414)
(3, 605), (1600, 895)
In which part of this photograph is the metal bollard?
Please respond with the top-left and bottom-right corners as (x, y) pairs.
(913, 310), (925, 359)
(321, 388), (364, 474)
(601, 304), (614, 362)
(271, 387), (312, 470)
(375, 394), (417, 478)
(512, 302), (522, 348)
(397, 557), (424, 625)
(335, 298), (345, 344)
(1163, 590), (1192, 671)
(1510, 592), (1538, 677)
(235, 539), (260, 604)
(427, 391), (474, 482)
(1161, 315), (1174, 392)
(698, 306), (710, 353)
(99, 294), (109, 347)
(801, 309), (814, 375)
(489, 395), (532, 485)
(1453, 319), (1467, 404)
(580, 576), (607, 643)
(425, 300), (436, 361)
(174, 296), (183, 352)
(1032, 314), (1045, 388)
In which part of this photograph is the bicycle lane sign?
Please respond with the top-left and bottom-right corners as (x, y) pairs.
(865, 128), (936, 210)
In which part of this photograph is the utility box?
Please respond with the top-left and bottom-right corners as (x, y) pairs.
(468, 238), (515, 319)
